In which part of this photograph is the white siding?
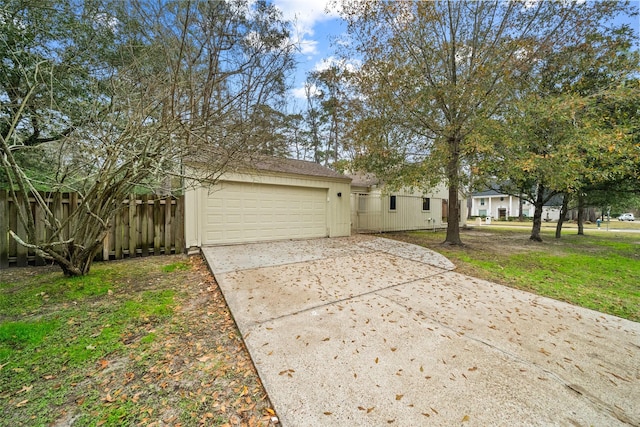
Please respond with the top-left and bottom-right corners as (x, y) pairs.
(350, 183), (467, 233)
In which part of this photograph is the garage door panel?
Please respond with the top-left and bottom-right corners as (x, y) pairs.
(203, 182), (328, 245)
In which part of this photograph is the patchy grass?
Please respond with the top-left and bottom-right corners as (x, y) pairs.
(389, 227), (640, 322)
(0, 256), (276, 426)
(161, 260), (191, 273)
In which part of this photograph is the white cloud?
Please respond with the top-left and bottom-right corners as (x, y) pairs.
(299, 39), (319, 56)
(291, 82), (321, 100)
(274, 0), (340, 31)
(273, 0), (341, 56)
(522, 0), (585, 10)
(313, 56), (361, 73)
(291, 86), (308, 99)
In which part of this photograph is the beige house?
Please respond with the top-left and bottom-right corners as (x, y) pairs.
(349, 173), (467, 233)
(184, 157), (351, 249)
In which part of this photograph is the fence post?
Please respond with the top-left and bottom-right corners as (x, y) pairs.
(15, 192), (28, 267)
(174, 196), (185, 254)
(128, 195), (137, 257)
(0, 190), (8, 268)
(140, 195), (149, 256)
(154, 198), (161, 255)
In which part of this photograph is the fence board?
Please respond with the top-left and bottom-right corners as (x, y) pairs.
(114, 206), (123, 259)
(154, 199), (161, 255)
(34, 200), (46, 266)
(140, 195), (149, 256)
(102, 225), (111, 261)
(128, 196), (137, 257)
(122, 199), (130, 257)
(174, 196), (185, 254)
(15, 193), (28, 267)
(164, 198), (172, 255)
(0, 190), (8, 268)
(0, 192), (184, 268)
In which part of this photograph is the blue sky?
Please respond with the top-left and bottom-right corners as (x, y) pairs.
(272, 0), (347, 108)
(273, 0), (640, 111)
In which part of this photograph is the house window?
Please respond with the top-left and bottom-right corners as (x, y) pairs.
(358, 194), (367, 212)
(500, 197), (504, 201)
(389, 195), (396, 211)
(422, 197), (430, 211)
(480, 198), (485, 206)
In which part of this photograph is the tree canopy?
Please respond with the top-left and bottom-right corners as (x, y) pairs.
(482, 13), (640, 240)
(0, 0), (295, 275)
(338, 0), (638, 244)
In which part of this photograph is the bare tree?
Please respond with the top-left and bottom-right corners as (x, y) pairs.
(1, 0), (294, 275)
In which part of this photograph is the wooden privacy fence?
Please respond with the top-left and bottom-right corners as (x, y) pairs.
(0, 191), (185, 268)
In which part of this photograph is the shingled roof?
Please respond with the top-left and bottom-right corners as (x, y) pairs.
(186, 148), (350, 182)
(251, 156), (350, 181)
(346, 172), (380, 188)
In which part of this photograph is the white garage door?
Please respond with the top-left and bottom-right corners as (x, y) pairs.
(203, 182), (328, 245)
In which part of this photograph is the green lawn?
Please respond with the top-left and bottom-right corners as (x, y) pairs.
(390, 227), (640, 322)
(0, 257), (272, 426)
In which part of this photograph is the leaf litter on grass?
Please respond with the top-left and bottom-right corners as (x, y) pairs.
(1, 256), (278, 427)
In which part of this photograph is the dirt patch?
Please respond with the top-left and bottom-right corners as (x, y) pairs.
(0, 264), (59, 284)
(389, 228), (541, 257)
(70, 256), (277, 426)
(3, 256), (278, 426)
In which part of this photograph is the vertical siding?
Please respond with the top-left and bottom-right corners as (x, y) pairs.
(351, 190), (467, 233)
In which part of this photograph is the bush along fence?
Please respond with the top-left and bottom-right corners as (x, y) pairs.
(0, 190), (185, 268)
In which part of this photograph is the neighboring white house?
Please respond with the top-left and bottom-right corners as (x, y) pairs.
(184, 157), (352, 249)
(349, 173), (467, 232)
(470, 190), (562, 221)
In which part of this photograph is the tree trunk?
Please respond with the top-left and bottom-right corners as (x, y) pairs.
(518, 193), (524, 221)
(555, 193), (569, 239)
(530, 184), (545, 242)
(444, 185), (462, 245)
(577, 194), (585, 235)
(444, 135), (463, 245)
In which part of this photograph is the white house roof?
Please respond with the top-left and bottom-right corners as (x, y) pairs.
(472, 189), (503, 197)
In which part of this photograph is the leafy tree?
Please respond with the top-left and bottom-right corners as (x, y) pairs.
(302, 77), (327, 164)
(489, 96), (583, 241)
(247, 104), (290, 157)
(488, 17), (639, 240)
(338, 0), (635, 245)
(283, 112), (307, 160)
(308, 65), (353, 166)
(0, 0), (294, 275)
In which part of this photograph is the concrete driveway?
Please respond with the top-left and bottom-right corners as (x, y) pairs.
(202, 235), (640, 426)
